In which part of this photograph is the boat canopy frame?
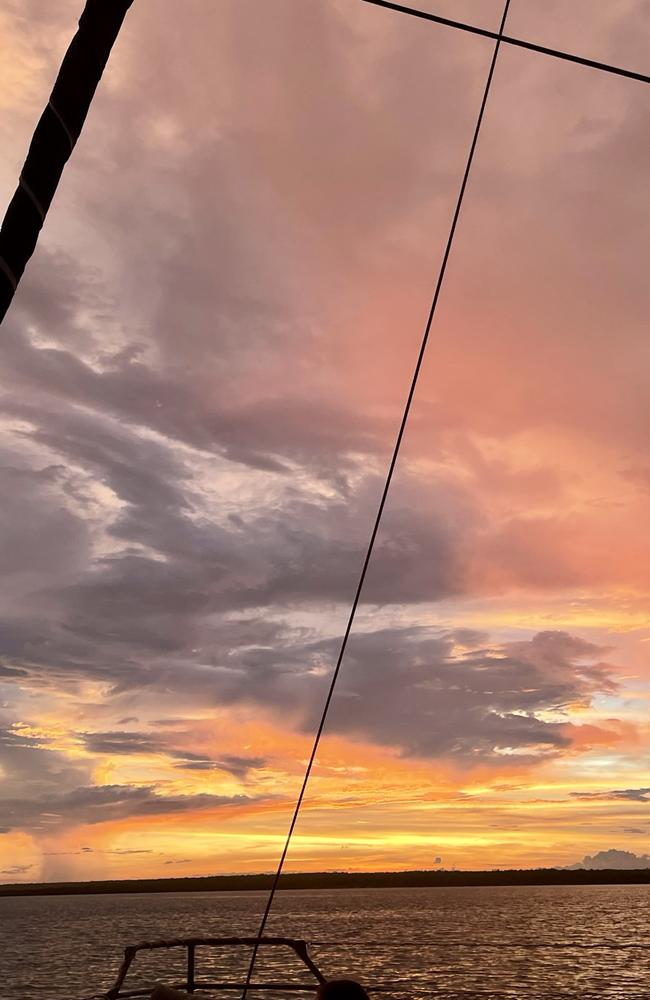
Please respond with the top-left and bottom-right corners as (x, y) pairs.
(102, 936), (327, 999)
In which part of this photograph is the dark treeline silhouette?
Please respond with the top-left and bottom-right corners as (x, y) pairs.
(3, 867), (650, 898)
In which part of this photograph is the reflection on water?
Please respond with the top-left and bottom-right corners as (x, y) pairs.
(1, 885), (650, 999)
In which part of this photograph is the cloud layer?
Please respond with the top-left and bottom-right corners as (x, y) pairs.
(1, 0), (649, 878)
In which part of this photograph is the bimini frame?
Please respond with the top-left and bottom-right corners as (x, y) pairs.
(100, 936), (326, 999)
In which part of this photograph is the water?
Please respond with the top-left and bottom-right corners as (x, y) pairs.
(1, 885), (650, 999)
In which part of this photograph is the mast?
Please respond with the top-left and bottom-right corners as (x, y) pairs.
(0, 0), (135, 324)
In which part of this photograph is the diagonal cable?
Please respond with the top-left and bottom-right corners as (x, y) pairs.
(361, 0), (650, 86)
(241, 1), (512, 995)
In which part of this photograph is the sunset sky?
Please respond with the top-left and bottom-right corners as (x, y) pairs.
(1, 0), (650, 884)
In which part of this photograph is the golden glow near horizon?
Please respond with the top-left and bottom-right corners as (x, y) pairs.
(1, 1), (650, 883)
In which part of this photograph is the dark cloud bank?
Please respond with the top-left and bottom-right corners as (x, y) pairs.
(1, 0), (642, 840)
(569, 850), (650, 871)
(0, 628), (618, 833)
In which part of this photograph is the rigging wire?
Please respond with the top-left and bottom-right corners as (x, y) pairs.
(361, 0), (650, 86)
(241, 1), (512, 995)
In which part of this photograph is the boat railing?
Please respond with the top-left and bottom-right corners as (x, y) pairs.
(99, 935), (327, 998)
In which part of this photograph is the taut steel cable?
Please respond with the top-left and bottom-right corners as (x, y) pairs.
(241, 1), (513, 995)
(361, 0), (650, 86)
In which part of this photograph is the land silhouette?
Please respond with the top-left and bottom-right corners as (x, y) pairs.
(3, 867), (650, 898)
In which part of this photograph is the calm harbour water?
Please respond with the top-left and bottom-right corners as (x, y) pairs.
(1, 885), (649, 999)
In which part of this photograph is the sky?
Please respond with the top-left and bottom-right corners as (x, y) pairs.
(0, 0), (650, 884)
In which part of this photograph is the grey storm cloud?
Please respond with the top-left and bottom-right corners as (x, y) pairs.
(0, 409), (619, 776)
(568, 850), (650, 870)
(43, 846), (151, 856)
(0, 716), (269, 835)
(119, 626), (613, 764)
(0, 624), (617, 827)
(0, 783), (263, 834)
(297, 628), (617, 761)
(80, 731), (179, 756)
(1, 0), (647, 826)
(0, 726), (49, 751)
(0, 386), (472, 695)
(80, 730), (266, 777)
(0, 0), (534, 508)
(0, 724), (91, 805)
(0, 325), (388, 477)
(0, 864), (34, 876)
(0, 0), (492, 735)
(174, 756), (267, 777)
(109, 848), (153, 855)
(571, 788), (650, 802)
(0, 665), (29, 679)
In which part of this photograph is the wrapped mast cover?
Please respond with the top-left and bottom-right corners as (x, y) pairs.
(0, 0), (135, 323)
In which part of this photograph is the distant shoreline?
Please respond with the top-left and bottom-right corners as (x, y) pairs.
(2, 868), (650, 898)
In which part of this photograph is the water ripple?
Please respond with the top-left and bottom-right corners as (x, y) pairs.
(1, 884), (649, 999)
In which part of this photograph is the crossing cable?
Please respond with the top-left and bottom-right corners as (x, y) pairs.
(361, 0), (650, 86)
(241, 0), (512, 995)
